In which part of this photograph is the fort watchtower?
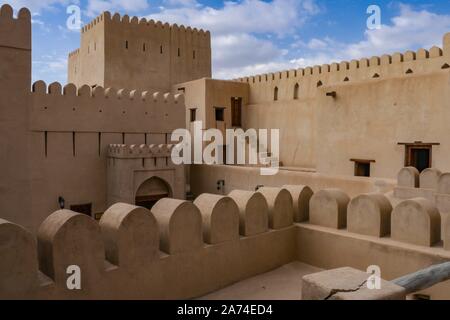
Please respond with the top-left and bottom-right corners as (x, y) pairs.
(68, 12), (212, 92)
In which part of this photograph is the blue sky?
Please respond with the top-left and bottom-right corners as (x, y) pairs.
(2, 0), (450, 84)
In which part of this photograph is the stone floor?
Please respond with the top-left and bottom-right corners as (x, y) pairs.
(199, 262), (322, 300)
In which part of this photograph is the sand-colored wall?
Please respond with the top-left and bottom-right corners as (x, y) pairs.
(0, 5), (33, 234)
(238, 43), (448, 103)
(174, 78), (249, 132)
(69, 12), (211, 92)
(23, 83), (185, 233)
(235, 34), (450, 175)
(68, 15), (105, 87)
(315, 70), (450, 178)
(0, 5), (187, 233)
(0, 194), (296, 299)
(190, 164), (395, 198)
(296, 224), (450, 300)
(2, 183), (450, 299)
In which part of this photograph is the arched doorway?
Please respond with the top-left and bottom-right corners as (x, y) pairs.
(135, 177), (171, 210)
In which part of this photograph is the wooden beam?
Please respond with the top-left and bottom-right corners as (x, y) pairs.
(392, 261), (450, 295)
(397, 142), (440, 146)
(350, 159), (376, 163)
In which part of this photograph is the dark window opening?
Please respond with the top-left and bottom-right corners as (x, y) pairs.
(193, 50), (196, 59)
(160, 45), (163, 54)
(408, 147), (431, 172)
(125, 40), (128, 49)
(351, 159), (375, 177)
(143, 43), (146, 51)
(442, 63), (449, 69)
(344, 77), (350, 82)
(399, 142), (439, 173)
(215, 107), (225, 121)
(177, 87), (186, 93)
(373, 73), (380, 78)
(293, 83), (299, 100)
(190, 109), (197, 122)
(72, 132), (76, 157)
(406, 69), (413, 74)
(354, 161), (371, 177)
(231, 97), (242, 127)
(178, 48), (180, 57)
(70, 203), (92, 217)
(274, 87), (279, 101)
(317, 81), (323, 87)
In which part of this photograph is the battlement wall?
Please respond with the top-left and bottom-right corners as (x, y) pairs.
(395, 167), (450, 229)
(0, 190), (297, 299)
(31, 81), (185, 133)
(2, 183), (450, 299)
(69, 11), (211, 91)
(237, 34), (450, 104)
(0, 4), (31, 50)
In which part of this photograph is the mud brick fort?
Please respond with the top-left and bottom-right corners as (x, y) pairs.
(1, 3), (450, 300)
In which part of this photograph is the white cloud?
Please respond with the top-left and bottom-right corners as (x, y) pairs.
(33, 54), (67, 83)
(213, 34), (282, 70)
(86, 0), (150, 17)
(221, 4), (450, 79)
(147, 0), (320, 78)
(148, 0), (319, 36)
(343, 4), (450, 58)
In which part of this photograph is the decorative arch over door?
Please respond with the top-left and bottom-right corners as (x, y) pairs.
(135, 176), (172, 210)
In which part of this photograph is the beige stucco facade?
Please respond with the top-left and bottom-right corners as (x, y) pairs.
(178, 34), (450, 179)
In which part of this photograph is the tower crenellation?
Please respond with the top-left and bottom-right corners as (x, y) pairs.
(69, 11), (212, 92)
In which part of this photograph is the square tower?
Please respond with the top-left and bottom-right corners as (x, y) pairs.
(68, 12), (212, 92)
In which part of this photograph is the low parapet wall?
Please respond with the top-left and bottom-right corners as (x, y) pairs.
(2, 181), (450, 299)
(190, 164), (395, 198)
(0, 190), (296, 299)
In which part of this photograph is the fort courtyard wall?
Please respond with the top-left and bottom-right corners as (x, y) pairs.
(234, 35), (450, 174)
(0, 5), (186, 232)
(2, 171), (450, 299)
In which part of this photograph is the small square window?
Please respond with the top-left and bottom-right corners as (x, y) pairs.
(190, 109), (196, 122)
(215, 108), (225, 121)
(351, 159), (374, 177)
(355, 162), (370, 177)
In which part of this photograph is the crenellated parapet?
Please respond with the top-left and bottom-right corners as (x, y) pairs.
(0, 4), (31, 50)
(394, 167), (450, 212)
(236, 33), (450, 104)
(237, 45), (447, 85)
(0, 190), (297, 299)
(70, 10), (212, 90)
(96, 11), (210, 38)
(30, 81), (185, 133)
(1, 184), (450, 299)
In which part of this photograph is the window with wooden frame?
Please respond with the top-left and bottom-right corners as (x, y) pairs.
(350, 159), (375, 177)
(398, 141), (439, 173)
